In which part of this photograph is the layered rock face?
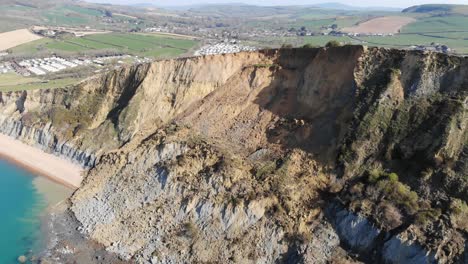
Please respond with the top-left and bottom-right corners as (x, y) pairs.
(0, 52), (270, 167)
(0, 46), (466, 263)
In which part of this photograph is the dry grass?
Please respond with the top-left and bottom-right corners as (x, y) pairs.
(342, 16), (416, 34)
(0, 29), (42, 51)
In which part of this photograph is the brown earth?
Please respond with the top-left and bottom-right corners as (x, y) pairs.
(0, 29), (42, 51)
(342, 16), (416, 34)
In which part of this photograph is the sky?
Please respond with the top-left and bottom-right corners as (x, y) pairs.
(86, 0), (468, 8)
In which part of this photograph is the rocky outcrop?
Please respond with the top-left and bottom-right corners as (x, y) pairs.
(383, 237), (437, 264)
(0, 116), (96, 167)
(326, 202), (439, 263)
(1, 47), (466, 263)
(326, 203), (381, 254)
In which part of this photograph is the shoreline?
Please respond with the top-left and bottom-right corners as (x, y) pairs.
(0, 134), (83, 189)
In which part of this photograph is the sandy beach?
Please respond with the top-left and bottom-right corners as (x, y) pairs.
(0, 134), (83, 188)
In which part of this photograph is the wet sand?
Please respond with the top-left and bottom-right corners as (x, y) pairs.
(0, 134), (83, 188)
(33, 176), (74, 205)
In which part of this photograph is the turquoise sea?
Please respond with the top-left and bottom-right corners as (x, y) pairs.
(0, 159), (72, 264)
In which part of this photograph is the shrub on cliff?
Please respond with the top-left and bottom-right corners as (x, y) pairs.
(325, 40), (341, 48)
(376, 179), (419, 214)
(450, 199), (468, 232)
(415, 208), (441, 226)
(302, 43), (317, 49)
(388, 173), (399, 182)
(366, 169), (399, 184)
(379, 201), (403, 230)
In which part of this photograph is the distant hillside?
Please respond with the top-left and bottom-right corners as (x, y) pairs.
(313, 2), (400, 11)
(147, 2), (399, 12)
(403, 4), (468, 15)
(184, 4), (306, 18)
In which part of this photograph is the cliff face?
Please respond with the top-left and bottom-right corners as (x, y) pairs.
(0, 52), (272, 167)
(1, 47), (466, 263)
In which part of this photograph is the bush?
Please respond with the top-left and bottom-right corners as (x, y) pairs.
(415, 208), (441, 226)
(450, 199), (468, 231)
(420, 168), (433, 180)
(180, 222), (198, 239)
(325, 40), (341, 48)
(368, 169), (383, 183)
(388, 173), (399, 182)
(253, 63), (278, 68)
(367, 170), (398, 183)
(365, 169), (419, 214)
(255, 161), (277, 180)
(302, 43), (317, 49)
(389, 68), (401, 76)
(380, 202), (403, 230)
(383, 181), (419, 214)
(281, 44), (294, 49)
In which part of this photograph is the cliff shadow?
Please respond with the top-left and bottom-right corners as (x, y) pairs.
(252, 46), (363, 165)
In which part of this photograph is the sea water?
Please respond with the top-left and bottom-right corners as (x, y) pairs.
(0, 159), (72, 263)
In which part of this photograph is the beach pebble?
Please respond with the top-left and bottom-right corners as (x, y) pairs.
(17, 255), (27, 263)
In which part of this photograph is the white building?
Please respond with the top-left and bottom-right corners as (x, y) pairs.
(28, 67), (46, 75)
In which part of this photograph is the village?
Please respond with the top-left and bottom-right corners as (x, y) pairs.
(194, 40), (257, 56)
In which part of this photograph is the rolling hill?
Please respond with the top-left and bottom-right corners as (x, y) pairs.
(403, 4), (468, 15)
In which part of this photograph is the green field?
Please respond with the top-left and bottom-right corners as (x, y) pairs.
(0, 73), (79, 92)
(9, 33), (199, 58)
(0, 2), (147, 33)
(0, 73), (40, 87)
(249, 15), (367, 32)
(41, 4), (102, 26)
(293, 16), (366, 30)
(298, 33), (468, 54)
(419, 32), (468, 39)
(0, 78), (79, 92)
(301, 35), (357, 46)
(401, 16), (468, 33)
(358, 34), (468, 54)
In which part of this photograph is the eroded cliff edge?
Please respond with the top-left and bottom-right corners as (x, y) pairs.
(0, 46), (466, 263)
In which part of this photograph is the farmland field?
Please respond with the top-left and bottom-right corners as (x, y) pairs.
(358, 34), (468, 53)
(308, 17), (363, 29)
(299, 35), (357, 46)
(41, 5), (102, 26)
(342, 16), (416, 34)
(401, 16), (468, 33)
(44, 41), (89, 52)
(8, 33), (199, 58)
(0, 29), (42, 51)
(299, 31), (468, 55)
(0, 73), (40, 87)
(0, 73), (80, 92)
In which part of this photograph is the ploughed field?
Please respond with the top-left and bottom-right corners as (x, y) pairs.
(0, 29), (42, 52)
(342, 16), (416, 34)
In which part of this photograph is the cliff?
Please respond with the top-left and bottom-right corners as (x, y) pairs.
(0, 46), (466, 263)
